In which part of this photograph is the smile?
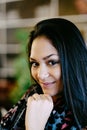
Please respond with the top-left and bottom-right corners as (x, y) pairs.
(40, 81), (56, 87)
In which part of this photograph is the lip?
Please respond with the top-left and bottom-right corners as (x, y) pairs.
(40, 81), (55, 87)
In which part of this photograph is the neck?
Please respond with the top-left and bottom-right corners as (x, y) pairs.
(52, 92), (64, 104)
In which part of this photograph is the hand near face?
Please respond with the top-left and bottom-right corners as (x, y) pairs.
(25, 93), (53, 130)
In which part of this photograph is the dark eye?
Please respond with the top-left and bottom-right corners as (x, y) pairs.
(48, 60), (60, 66)
(30, 61), (39, 67)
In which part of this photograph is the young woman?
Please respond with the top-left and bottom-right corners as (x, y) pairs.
(0, 18), (87, 130)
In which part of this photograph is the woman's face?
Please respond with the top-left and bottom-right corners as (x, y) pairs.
(30, 36), (63, 97)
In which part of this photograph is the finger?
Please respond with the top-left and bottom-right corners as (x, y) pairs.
(27, 95), (37, 107)
(39, 94), (54, 109)
(27, 96), (33, 106)
(40, 94), (53, 103)
(44, 94), (53, 102)
(32, 93), (40, 100)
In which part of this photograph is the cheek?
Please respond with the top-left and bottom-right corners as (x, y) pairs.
(54, 67), (62, 80)
(31, 69), (37, 80)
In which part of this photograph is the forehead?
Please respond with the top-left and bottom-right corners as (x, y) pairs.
(30, 36), (58, 58)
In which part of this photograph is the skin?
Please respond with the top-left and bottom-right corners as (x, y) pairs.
(30, 35), (63, 102)
(25, 35), (64, 130)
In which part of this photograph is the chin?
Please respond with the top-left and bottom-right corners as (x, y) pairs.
(43, 90), (57, 96)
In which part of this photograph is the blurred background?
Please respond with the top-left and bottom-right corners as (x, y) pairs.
(0, 0), (87, 119)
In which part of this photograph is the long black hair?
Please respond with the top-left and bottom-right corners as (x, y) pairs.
(27, 18), (87, 129)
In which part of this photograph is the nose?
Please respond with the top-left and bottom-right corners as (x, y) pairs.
(37, 64), (49, 80)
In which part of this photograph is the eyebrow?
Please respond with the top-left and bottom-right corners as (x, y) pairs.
(30, 54), (58, 61)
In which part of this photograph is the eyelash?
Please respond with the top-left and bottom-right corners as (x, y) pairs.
(30, 61), (39, 67)
(30, 60), (60, 68)
(48, 60), (60, 66)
